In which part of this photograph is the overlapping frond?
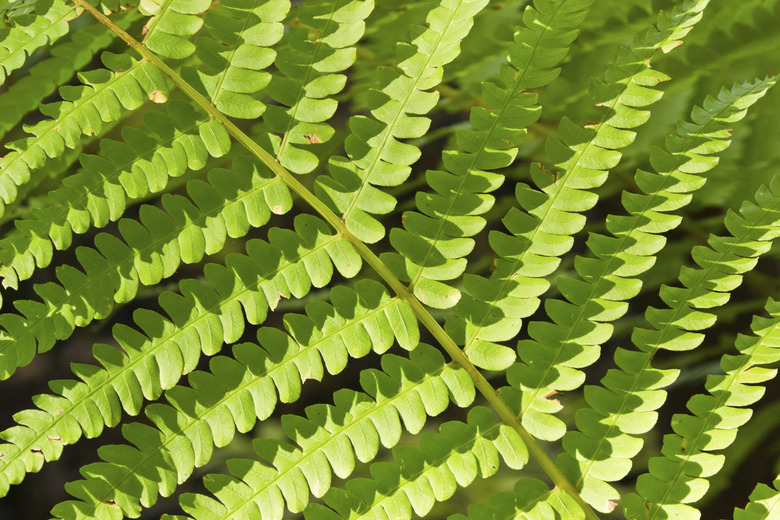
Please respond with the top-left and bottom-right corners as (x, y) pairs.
(261, 0), (373, 173)
(623, 298), (780, 519)
(0, 0), (71, 85)
(301, 407), (526, 520)
(169, 403), (517, 520)
(0, 154), (291, 380)
(0, 17), (119, 140)
(0, 100), (230, 293)
(0, 213), (362, 497)
(446, 0), (710, 374)
(314, 0), (488, 244)
(557, 172), (780, 516)
(44, 280), (417, 519)
(502, 75), (776, 462)
(663, 0), (780, 209)
(182, 0), (288, 119)
(0, 52), (169, 219)
(450, 479), (586, 520)
(161, 345), (470, 520)
(381, 0), (592, 311)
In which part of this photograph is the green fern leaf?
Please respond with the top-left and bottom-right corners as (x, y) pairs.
(554, 77), (778, 514)
(0, 154), (290, 379)
(509, 75), (776, 449)
(0, 214), (364, 496)
(620, 180), (780, 519)
(0, 16), (122, 140)
(0, 100), (230, 293)
(626, 297), (780, 519)
(138, 0), (211, 59)
(447, 0), (709, 375)
(168, 402), (512, 520)
(450, 478), (590, 520)
(314, 0), (488, 244)
(181, 0), (289, 119)
(302, 407), (525, 520)
(382, 0), (592, 311)
(566, 170), (777, 512)
(0, 52), (169, 219)
(0, 0), (71, 84)
(2, 0), (779, 518)
(261, 0), (373, 174)
(44, 281), (417, 518)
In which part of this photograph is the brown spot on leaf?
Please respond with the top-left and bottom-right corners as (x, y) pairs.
(149, 90), (167, 103)
(661, 40), (684, 54)
(270, 292), (284, 311)
(303, 132), (322, 144)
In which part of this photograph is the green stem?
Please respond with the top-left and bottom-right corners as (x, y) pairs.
(71, 2), (600, 518)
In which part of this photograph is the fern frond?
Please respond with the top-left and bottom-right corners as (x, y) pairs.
(0, 17), (119, 140)
(0, 214), (362, 496)
(169, 345), (470, 520)
(0, 146), (85, 229)
(0, 0), (71, 85)
(625, 298), (780, 519)
(0, 100), (229, 292)
(620, 191), (780, 519)
(734, 475), (780, 520)
(382, 0), (592, 311)
(44, 280), (416, 518)
(0, 52), (169, 218)
(0, 154), (287, 380)
(564, 172), (780, 517)
(446, 0), (710, 374)
(444, 2), (524, 99)
(300, 407), (526, 520)
(1, 0), (779, 517)
(171, 403), (514, 520)
(345, 0), (435, 111)
(314, 0), (488, 244)
(451, 478), (589, 520)
(502, 74), (776, 457)
(138, 0), (210, 59)
(261, 0), (372, 173)
(182, 0), (288, 119)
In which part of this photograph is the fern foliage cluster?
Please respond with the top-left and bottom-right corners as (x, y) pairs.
(1, 0), (779, 519)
